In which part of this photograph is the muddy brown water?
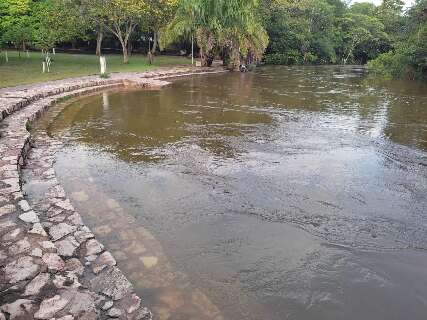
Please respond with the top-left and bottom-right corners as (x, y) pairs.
(24, 66), (427, 320)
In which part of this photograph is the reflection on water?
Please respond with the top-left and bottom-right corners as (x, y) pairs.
(48, 78), (272, 163)
(28, 66), (427, 320)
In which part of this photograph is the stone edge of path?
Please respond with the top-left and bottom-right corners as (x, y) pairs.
(0, 67), (226, 319)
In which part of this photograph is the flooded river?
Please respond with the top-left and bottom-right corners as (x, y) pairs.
(25, 66), (427, 319)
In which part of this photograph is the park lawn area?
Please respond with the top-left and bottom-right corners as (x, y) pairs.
(0, 51), (192, 88)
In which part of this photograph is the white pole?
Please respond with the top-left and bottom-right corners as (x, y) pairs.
(45, 54), (51, 72)
(42, 62), (46, 73)
(5, 50), (8, 62)
(53, 48), (56, 55)
(100, 56), (106, 76)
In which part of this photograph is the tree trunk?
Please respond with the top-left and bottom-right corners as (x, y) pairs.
(220, 48), (226, 66)
(246, 51), (253, 66)
(109, 21), (136, 64)
(200, 48), (206, 66)
(112, 32), (129, 63)
(151, 31), (158, 54)
(343, 46), (353, 65)
(96, 31), (103, 56)
(121, 41), (129, 64)
(191, 34), (194, 65)
(343, 39), (357, 65)
(116, 32), (129, 63)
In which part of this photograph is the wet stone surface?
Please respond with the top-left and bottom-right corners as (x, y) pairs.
(0, 67), (224, 319)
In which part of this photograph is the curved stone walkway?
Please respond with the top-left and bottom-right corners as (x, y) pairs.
(0, 67), (226, 319)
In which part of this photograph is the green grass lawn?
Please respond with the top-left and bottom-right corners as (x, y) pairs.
(0, 51), (192, 88)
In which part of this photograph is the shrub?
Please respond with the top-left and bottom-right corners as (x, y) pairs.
(368, 46), (422, 80)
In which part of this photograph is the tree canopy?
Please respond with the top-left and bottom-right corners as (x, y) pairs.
(368, 0), (427, 79)
(0, 0), (425, 78)
(162, 0), (268, 68)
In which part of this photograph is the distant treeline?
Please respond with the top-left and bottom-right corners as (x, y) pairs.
(0, 0), (426, 79)
(261, 0), (426, 80)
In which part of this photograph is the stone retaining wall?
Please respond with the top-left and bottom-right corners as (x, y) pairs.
(0, 67), (226, 319)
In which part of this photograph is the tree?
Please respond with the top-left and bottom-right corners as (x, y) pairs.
(31, 0), (88, 53)
(163, 0), (268, 68)
(0, 0), (33, 55)
(369, 0), (427, 79)
(349, 2), (377, 16)
(145, 0), (178, 54)
(78, 0), (108, 56)
(103, 0), (148, 63)
(340, 12), (389, 64)
(261, 0), (306, 64)
(32, 0), (62, 52)
(161, 0), (199, 62)
(377, 0), (405, 42)
(261, 0), (344, 65)
(216, 0), (269, 68)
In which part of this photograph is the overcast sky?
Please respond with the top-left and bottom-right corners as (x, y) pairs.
(352, 0), (415, 7)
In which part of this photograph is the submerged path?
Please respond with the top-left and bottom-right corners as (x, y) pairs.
(0, 67), (226, 319)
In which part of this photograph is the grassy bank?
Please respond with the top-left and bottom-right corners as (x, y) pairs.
(0, 51), (191, 88)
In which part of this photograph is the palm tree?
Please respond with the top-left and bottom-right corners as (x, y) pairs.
(161, 0), (199, 65)
(217, 0), (269, 69)
(162, 0), (269, 68)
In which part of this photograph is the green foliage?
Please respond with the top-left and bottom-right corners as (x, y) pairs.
(0, 0), (425, 80)
(349, 2), (377, 15)
(145, 0), (177, 32)
(376, 0), (406, 42)
(102, 0), (149, 63)
(163, 0), (268, 68)
(31, 0), (61, 51)
(368, 50), (406, 77)
(339, 12), (390, 64)
(264, 52), (301, 65)
(0, 0), (33, 51)
(262, 0), (392, 65)
(261, 0), (342, 65)
(369, 0), (427, 79)
(19, 0), (86, 53)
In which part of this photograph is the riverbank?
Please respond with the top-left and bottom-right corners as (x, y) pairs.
(0, 51), (192, 88)
(0, 67), (226, 319)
